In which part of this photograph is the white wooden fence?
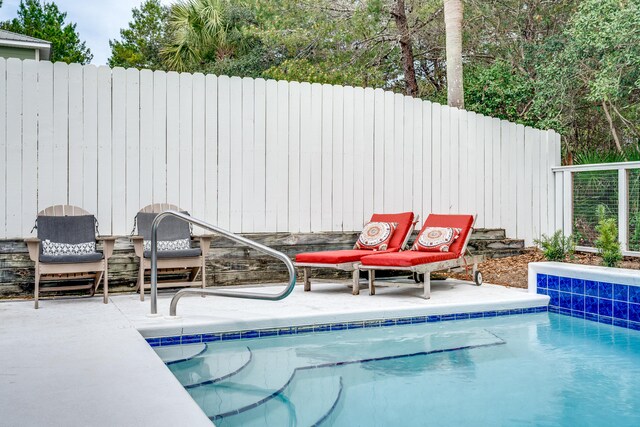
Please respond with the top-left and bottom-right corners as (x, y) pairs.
(0, 58), (561, 244)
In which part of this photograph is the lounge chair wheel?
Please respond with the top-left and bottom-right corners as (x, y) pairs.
(474, 270), (483, 286)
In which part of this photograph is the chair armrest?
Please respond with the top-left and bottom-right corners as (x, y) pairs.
(24, 238), (40, 263)
(130, 236), (144, 258)
(195, 235), (212, 256)
(97, 236), (117, 259)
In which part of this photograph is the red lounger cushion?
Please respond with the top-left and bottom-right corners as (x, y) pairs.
(296, 249), (391, 264)
(419, 214), (474, 257)
(369, 212), (415, 251)
(360, 251), (457, 267)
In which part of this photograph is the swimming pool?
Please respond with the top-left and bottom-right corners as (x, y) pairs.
(154, 312), (640, 426)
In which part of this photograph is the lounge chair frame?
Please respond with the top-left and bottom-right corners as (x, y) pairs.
(295, 215), (419, 296)
(360, 216), (484, 299)
(131, 203), (212, 301)
(25, 205), (115, 309)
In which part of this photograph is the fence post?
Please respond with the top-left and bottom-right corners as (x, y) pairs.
(563, 170), (573, 237)
(619, 168), (629, 252)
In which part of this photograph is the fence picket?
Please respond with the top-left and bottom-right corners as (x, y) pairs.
(82, 65), (99, 217)
(22, 60), (38, 235)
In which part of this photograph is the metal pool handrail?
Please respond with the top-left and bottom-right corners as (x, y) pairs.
(149, 210), (296, 316)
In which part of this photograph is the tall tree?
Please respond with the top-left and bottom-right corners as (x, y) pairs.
(392, 0), (418, 97)
(1, 0), (92, 64)
(108, 0), (169, 70)
(443, 0), (463, 108)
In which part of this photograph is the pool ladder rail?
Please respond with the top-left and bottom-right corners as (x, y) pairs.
(148, 210), (296, 317)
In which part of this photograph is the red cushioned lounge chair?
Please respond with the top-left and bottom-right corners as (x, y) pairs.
(295, 212), (417, 295)
(359, 214), (484, 299)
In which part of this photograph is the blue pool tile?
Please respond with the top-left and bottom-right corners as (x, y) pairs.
(278, 327), (295, 335)
(146, 338), (161, 347)
(613, 284), (629, 301)
(585, 280), (598, 297)
(427, 315), (441, 322)
(599, 282), (613, 299)
(614, 301), (629, 320)
(537, 274), (547, 289)
(559, 277), (572, 293)
(599, 298), (613, 317)
(314, 324), (331, 332)
(571, 310), (585, 319)
(537, 288), (548, 296)
(571, 279), (585, 295)
(470, 311), (485, 318)
(483, 311), (497, 318)
(365, 320), (381, 328)
(559, 308), (572, 316)
(455, 313), (470, 320)
(548, 306), (560, 314)
(241, 330), (259, 339)
(629, 303), (640, 322)
(509, 309), (523, 315)
(571, 294), (585, 312)
(547, 275), (559, 290)
(259, 329), (278, 337)
(629, 321), (640, 331)
(497, 310), (511, 317)
(410, 316), (427, 324)
(585, 312), (598, 322)
(534, 306), (548, 313)
(296, 326), (314, 334)
(181, 334), (202, 344)
(397, 318), (412, 325)
(202, 333), (221, 342)
(347, 321), (364, 329)
(613, 319), (629, 328)
(629, 286), (640, 304)
(222, 332), (241, 341)
(160, 336), (181, 346)
(548, 290), (559, 307)
(599, 316), (613, 325)
(585, 296), (599, 314)
(523, 307), (537, 314)
(559, 292), (572, 309)
(381, 319), (396, 327)
(441, 314), (457, 321)
(331, 323), (348, 330)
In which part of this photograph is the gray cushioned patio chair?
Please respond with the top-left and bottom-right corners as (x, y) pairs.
(131, 203), (212, 301)
(24, 205), (115, 309)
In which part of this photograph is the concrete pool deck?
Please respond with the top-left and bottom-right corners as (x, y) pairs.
(1, 279), (548, 426)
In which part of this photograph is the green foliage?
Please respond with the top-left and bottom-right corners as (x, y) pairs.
(108, 0), (169, 70)
(595, 205), (623, 267)
(0, 0), (92, 64)
(534, 230), (575, 262)
(572, 146), (640, 165)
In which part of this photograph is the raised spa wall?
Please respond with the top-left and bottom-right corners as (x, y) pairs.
(528, 261), (640, 330)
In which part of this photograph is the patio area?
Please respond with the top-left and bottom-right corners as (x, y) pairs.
(0, 279), (547, 426)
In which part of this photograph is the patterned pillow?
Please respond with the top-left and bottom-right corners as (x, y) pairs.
(412, 227), (462, 252)
(143, 238), (191, 252)
(42, 240), (96, 256)
(355, 222), (398, 251)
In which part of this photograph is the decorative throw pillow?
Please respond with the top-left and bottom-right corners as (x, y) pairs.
(143, 238), (191, 252)
(354, 222), (398, 251)
(412, 227), (462, 252)
(42, 240), (96, 256)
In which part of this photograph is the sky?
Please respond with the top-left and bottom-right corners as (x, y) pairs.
(0, 0), (173, 65)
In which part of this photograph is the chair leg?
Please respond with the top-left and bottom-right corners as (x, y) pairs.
(138, 266), (145, 302)
(103, 262), (109, 304)
(368, 270), (375, 295)
(201, 256), (206, 297)
(93, 271), (103, 298)
(423, 273), (431, 299)
(303, 267), (311, 292)
(352, 269), (359, 295)
(34, 270), (40, 309)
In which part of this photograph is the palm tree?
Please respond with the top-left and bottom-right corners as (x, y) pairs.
(162, 0), (246, 72)
(443, 0), (464, 108)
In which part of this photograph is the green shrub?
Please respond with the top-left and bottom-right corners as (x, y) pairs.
(595, 205), (623, 267)
(534, 230), (575, 261)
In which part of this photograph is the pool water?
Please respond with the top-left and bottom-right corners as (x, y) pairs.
(154, 313), (640, 426)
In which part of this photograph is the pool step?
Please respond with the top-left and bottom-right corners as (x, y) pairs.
(166, 345), (252, 388)
(187, 347), (300, 418)
(213, 369), (343, 427)
(154, 342), (207, 364)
